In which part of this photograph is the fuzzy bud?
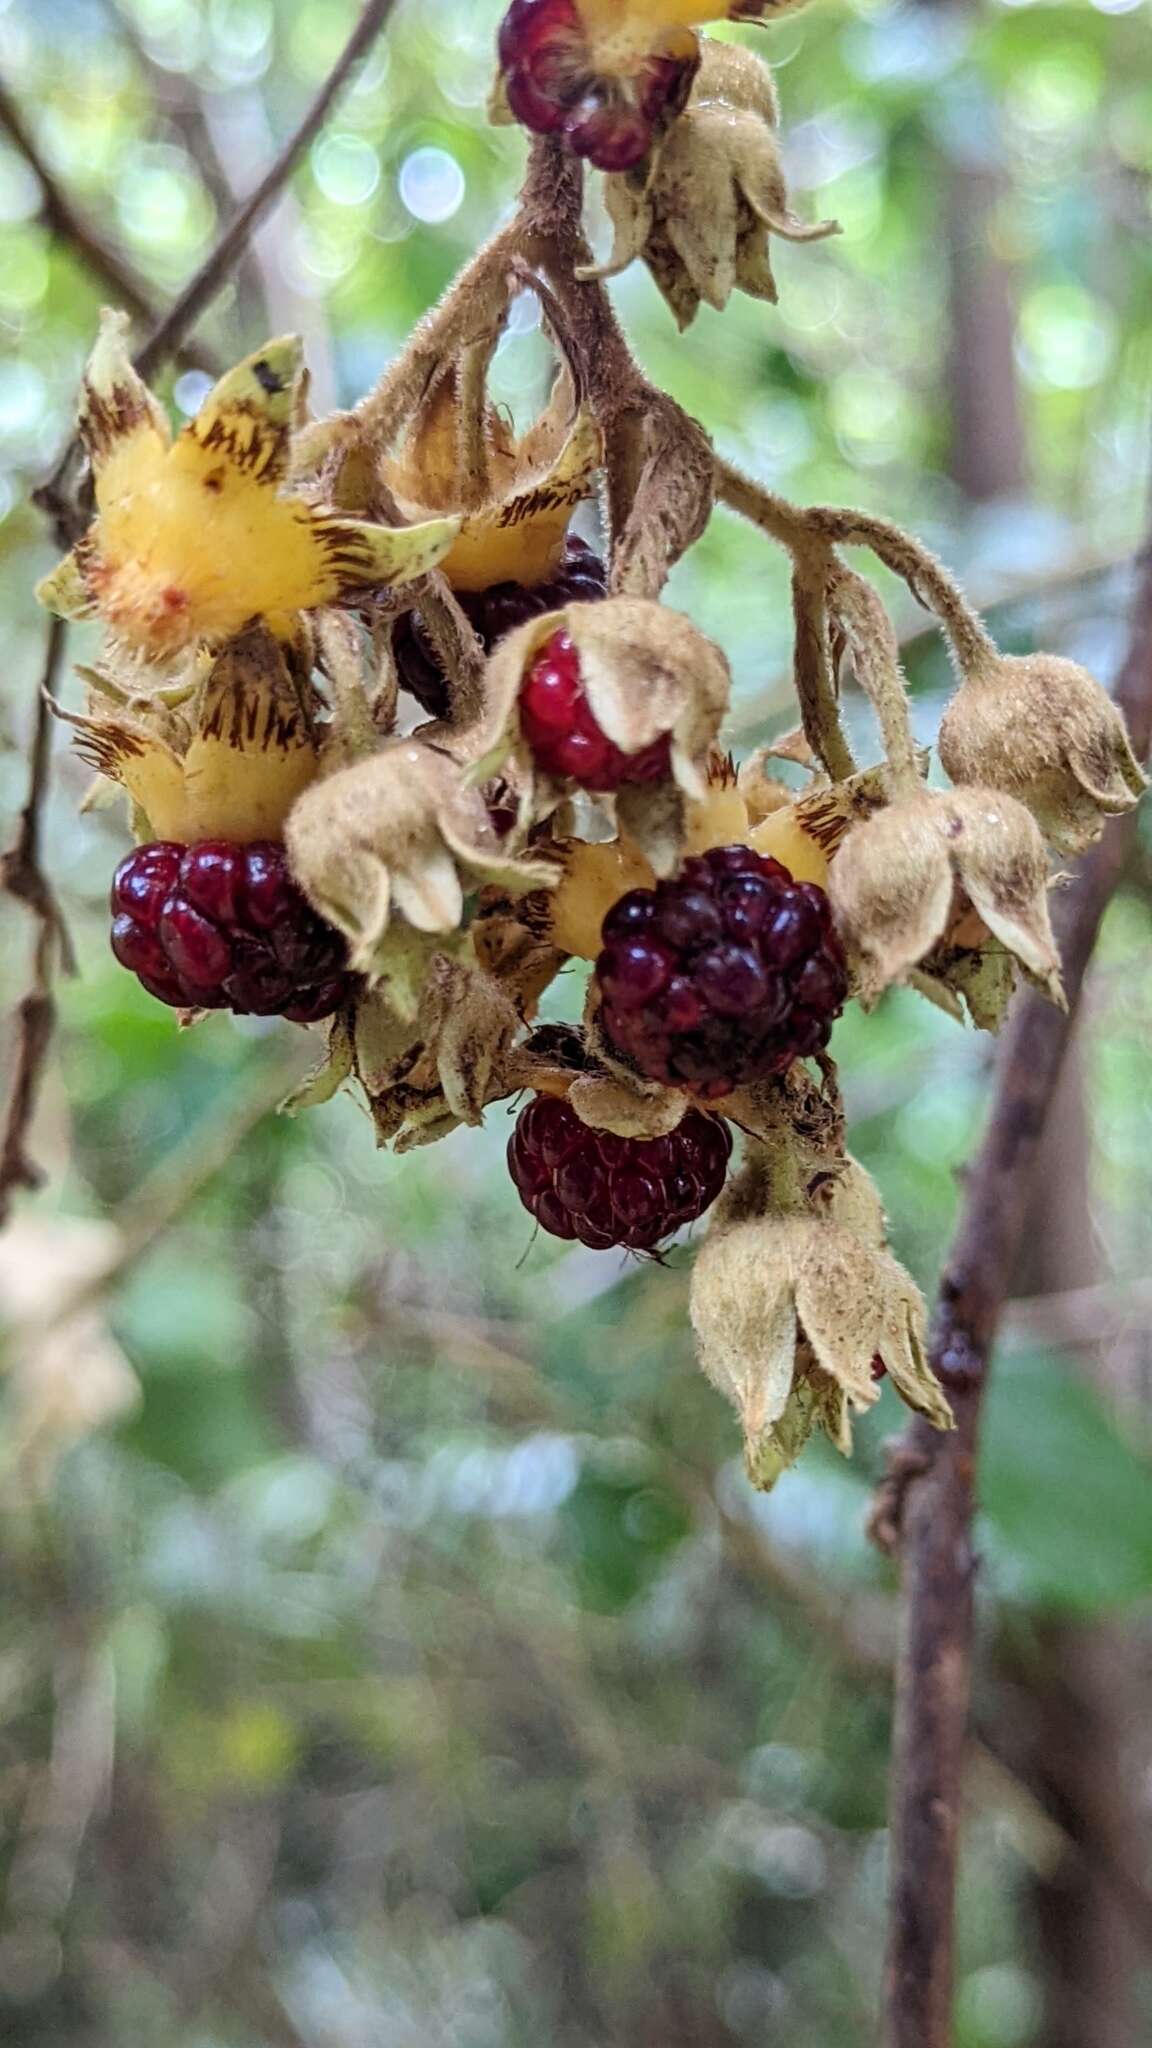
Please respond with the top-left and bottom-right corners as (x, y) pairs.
(828, 786), (1064, 1008)
(939, 652), (1145, 855)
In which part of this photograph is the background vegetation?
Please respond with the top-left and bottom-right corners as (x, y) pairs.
(2, 0), (1152, 2041)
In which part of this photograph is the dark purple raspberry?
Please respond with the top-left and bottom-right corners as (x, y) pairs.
(519, 627), (672, 790)
(110, 839), (353, 1021)
(496, 0), (695, 173)
(507, 1092), (732, 1250)
(393, 535), (607, 720)
(594, 845), (849, 1100)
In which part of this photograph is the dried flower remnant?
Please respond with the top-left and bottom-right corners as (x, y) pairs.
(586, 40), (838, 328)
(938, 651), (1146, 855)
(36, 312), (459, 660)
(690, 1157), (952, 1490)
(828, 786), (1065, 1008)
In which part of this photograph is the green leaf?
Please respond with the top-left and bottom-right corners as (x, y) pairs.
(979, 1349), (1152, 1614)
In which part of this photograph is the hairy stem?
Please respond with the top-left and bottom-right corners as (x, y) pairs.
(829, 567), (921, 798)
(874, 531), (1152, 2048)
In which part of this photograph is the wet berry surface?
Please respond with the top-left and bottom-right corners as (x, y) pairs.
(111, 839), (353, 1021)
(519, 627), (672, 790)
(497, 0), (695, 172)
(508, 1091), (732, 1250)
(595, 845), (849, 1099)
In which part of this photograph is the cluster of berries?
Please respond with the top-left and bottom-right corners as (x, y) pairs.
(496, 0), (695, 171)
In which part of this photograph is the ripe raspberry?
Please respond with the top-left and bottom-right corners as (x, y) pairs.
(496, 0), (694, 173)
(110, 839), (353, 1021)
(519, 628), (671, 790)
(594, 845), (848, 1099)
(393, 535), (606, 721)
(508, 1092), (732, 1249)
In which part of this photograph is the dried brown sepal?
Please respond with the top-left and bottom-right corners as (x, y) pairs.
(690, 1156), (951, 1491)
(939, 652), (1146, 855)
(828, 786), (1065, 1009)
(584, 41), (837, 329)
(473, 597), (730, 850)
(284, 739), (556, 974)
(567, 1070), (689, 1138)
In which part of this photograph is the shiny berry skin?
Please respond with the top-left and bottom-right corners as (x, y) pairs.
(594, 846), (849, 1100)
(393, 536), (607, 721)
(496, 0), (695, 173)
(110, 839), (353, 1021)
(507, 1092), (732, 1250)
(519, 628), (672, 791)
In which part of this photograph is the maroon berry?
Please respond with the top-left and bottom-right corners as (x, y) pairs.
(595, 846), (849, 1099)
(393, 535), (606, 720)
(109, 838), (354, 1021)
(519, 628), (672, 791)
(495, 0), (694, 172)
(507, 1093), (732, 1250)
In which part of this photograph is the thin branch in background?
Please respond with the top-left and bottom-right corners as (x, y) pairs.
(0, 78), (217, 379)
(875, 529), (1152, 2048)
(33, 0), (401, 543)
(0, 618), (75, 1228)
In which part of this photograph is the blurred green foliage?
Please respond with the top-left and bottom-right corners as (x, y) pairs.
(3, 0), (1152, 2042)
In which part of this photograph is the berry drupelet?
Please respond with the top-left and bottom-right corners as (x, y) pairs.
(111, 839), (353, 1021)
(393, 535), (607, 721)
(497, 0), (695, 173)
(508, 1092), (732, 1249)
(519, 627), (672, 790)
(595, 845), (848, 1099)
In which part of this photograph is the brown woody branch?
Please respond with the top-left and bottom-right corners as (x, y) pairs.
(876, 533), (1152, 2048)
(0, 617), (75, 1225)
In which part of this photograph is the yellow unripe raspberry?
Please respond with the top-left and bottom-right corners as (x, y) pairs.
(748, 807), (831, 886)
(549, 838), (657, 958)
(683, 782), (750, 854)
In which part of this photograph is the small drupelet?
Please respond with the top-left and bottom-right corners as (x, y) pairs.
(393, 536), (607, 721)
(594, 844), (849, 1099)
(110, 839), (353, 1022)
(508, 1091), (732, 1250)
(519, 626), (672, 789)
(497, 0), (695, 173)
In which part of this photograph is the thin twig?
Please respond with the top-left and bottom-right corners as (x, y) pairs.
(875, 529), (1152, 2048)
(0, 78), (217, 377)
(0, 618), (75, 1228)
(33, 0), (401, 542)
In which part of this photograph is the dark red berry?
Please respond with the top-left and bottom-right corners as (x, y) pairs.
(507, 1093), (732, 1250)
(519, 628), (672, 791)
(595, 846), (849, 1099)
(109, 839), (354, 1021)
(393, 535), (606, 721)
(495, 0), (694, 173)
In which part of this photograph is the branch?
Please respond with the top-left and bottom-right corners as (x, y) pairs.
(0, 618), (75, 1227)
(0, 78), (217, 376)
(876, 528), (1152, 2048)
(33, 0), (400, 543)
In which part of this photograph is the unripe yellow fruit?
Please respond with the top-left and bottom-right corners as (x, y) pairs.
(549, 838), (656, 958)
(748, 808), (830, 886)
(683, 783), (750, 853)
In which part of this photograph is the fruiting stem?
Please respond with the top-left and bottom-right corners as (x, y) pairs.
(455, 336), (498, 511)
(790, 554), (856, 784)
(806, 507), (997, 677)
(830, 567), (921, 800)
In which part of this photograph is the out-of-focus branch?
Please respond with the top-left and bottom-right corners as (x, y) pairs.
(0, 618), (75, 1229)
(0, 77), (217, 377)
(34, 0), (400, 543)
(875, 528), (1152, 2048)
